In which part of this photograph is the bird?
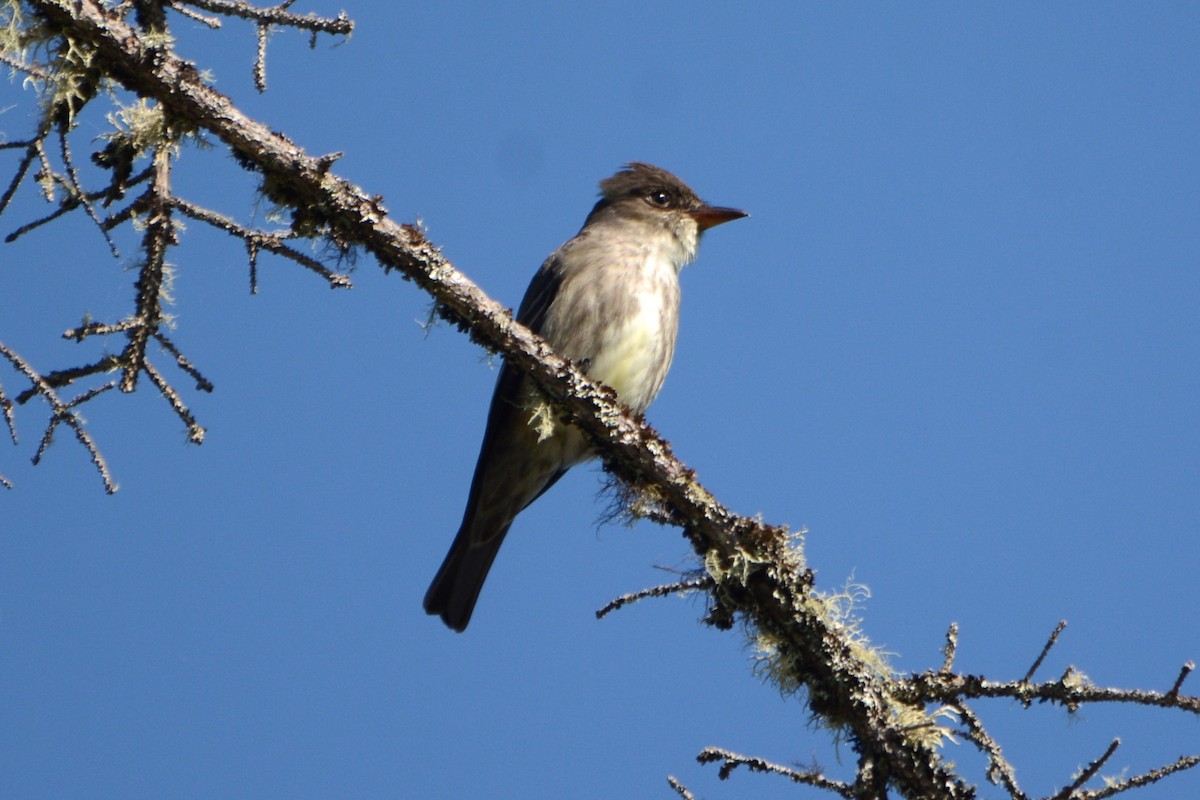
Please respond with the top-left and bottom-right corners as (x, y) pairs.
(424, 162), (746, 631)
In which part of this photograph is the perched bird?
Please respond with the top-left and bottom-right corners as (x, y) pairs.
(424, 162), (746, 631)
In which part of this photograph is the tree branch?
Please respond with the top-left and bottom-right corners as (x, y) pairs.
(0, 341), (117, 493)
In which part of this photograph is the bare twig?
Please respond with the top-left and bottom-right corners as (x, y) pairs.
(168, 2), (221, 27)
(4, 163), (150, 244)
(1023, 619), (1067, 684)
(897, 669), (1200, 715)
(118, 145), (175, 393)
(170, 197), (352, 288)
(142, 358), (205, 444)
(1, 139), (44, 216)
(247, 239), (259, 293)
(1052, 738), (1120, 800)
(58, 131), (120, 258)
(63, 320), (140, 342)
(665, 776), (695, 800)
(1, 341), (117, 493)
(172, 0), (351, 35)
(0, 49), (53, 80)
(953, 702), (1027, 800)
(941, 622), (959, 673)
(14, 355), (123, 405)
(697, 747), (854, 797)
(153, 331), (214, 393)
(1167, 661), (1194, 699)
(1, 382), (16, 445)
(1079, 753), (1200, 800)
(596, 575), (714, 619)
(254, 22), (268, 91)
(4, 183), (116, 244)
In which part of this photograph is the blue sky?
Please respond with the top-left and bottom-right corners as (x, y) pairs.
(2, 2), (1199, 798)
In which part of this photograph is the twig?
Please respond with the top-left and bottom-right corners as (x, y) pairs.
(254, 22), (268, 92)
(142, 358), (205, 444)
(172, 0), (352, 35)
(897, 670), (1200, 715)
(1, 341), (117, 493)
(247, 239), (259, 293)
(941, 622), (959, 673)
(1023, 620), (1067, 684)
(58, 131), (120, 258)
(596, 575), (714, 619)
(170, 196), (352, 288)
(1080, 753), (1200, 800)
(63, 319), (141, 342)
(153, 331), (214, 393)
(953, 703), (1028, 800)
(1052, 738), (1120, 800)
(665, 776), (695, 800)
(1167, 661), (1194, 699)
(3, 186), (110, 244)
(0, 51), (52, 80)
(1, 381), (16, 445)
(119, 146), (175, 393)
(0, 139), (43, 216)
(168, 1), (221, 27)
(14, 356), (123, 404)
(697, 747), (854, 797)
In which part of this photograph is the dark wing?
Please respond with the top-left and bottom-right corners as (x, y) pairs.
(515, 253), (565, 333)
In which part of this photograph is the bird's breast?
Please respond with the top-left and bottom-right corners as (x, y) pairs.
(541, 229), (685, 414)
(586, 281), (677, 412)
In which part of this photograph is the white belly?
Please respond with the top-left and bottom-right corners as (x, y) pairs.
(589, 291), (668, 410)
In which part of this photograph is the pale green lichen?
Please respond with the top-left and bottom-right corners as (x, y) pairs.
(103, 99), (176, 157)
(1062, 666), (1093, 691)
(526, 397), (558, 443)
(748, 572), (959, 750)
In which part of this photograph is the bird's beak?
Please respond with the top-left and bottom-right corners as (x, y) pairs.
(690, 204), (748, 231)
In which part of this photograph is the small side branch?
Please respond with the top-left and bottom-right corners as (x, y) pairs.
(1079, 753), (1200, 800)
(1051, 739), (1120, 800)
(169, 2), (221, 27)
(953, 703), (1027, 800)
(14, 355), (123, 405)
(171, 0), (352, 35)
(119, 146), (175, 392)
(0, 342), (117, 493)
(171, 197), (352, 288)
(1, 134), (48, 217)
(596, 575), (714, 619)
(1166, 661), (1194, 700)
(897, 670), (1200, 715)
(142, 359), (205, 443)
(1, 377), (15, 487)
(253, 21), (269, 91)
(166, 0), (352, 89)
(57, 130), (120, 257)
(941, 622), (959, 673)
(1023, 620), (1068, 684)
(665, 776), (695, 800)
(1, 381), (16, 445)
(697, 747), (854, 797)
(153, 331), (214, 393)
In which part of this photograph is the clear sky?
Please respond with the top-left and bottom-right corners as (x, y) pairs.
(2, 2), (1199, 798)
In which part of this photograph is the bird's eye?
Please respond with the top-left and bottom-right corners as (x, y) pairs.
(645, 190), (672, 208)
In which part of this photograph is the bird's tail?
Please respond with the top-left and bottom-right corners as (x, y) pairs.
(423, 521), (510, 633)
